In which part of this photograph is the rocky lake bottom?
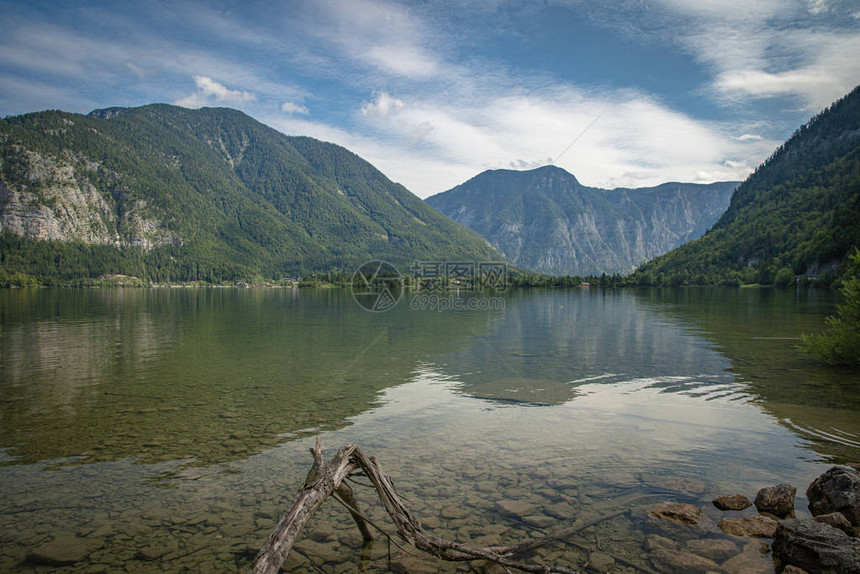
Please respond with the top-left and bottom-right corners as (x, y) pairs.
(1, 287), (858, 572)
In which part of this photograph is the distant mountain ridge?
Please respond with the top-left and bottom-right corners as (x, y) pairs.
(426, 165), (738, 276)
(0, 104), (498, 283)
(634, 85), (860, 286)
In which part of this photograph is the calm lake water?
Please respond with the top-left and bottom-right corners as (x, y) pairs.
(0, 286), (857, 573)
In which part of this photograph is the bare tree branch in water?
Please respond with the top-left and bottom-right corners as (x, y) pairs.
(249, 438), (657, 574)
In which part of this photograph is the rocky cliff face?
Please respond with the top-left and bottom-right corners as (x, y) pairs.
(0, 105), (499, 282)
(426, 166), (739, 276)
(0, 144), (180, 249)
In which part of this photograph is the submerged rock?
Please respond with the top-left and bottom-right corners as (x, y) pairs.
(293, 539), (342, 566)
(807, 465), (860, 525)
(307, 524), (337, 543)
(280, 549), (310, 571)
(772, 518), (860, 573)
(648, 502), (702, 525)
(27, 537), (103, 565)
(644, 475), (708, 494)
(721, 540), (773, 574)
(754, 483), (796, 517)
(421, 515), (441, 529)
(717, 515), (778, 537)
(645, 534), (679, 552)
(441, 505), (469, 520)
(390, 556), (441, 574)
(713, 493), (753, 511)
(587, 551), (615, 573)
(544, 501), (576, 521)
(471, 533), (502, 547)
(650, 547), (720, 573)
(523, 514), (555, 528)
(135, 545), (169, 561)
(684, 537), (738, 562)
(494, 499), (535, 519)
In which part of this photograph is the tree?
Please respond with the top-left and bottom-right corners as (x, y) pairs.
(802, 248), (860, 367)
(774, 266), (795, 287)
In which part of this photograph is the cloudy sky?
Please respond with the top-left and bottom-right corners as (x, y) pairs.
(1, 0), (859, 197)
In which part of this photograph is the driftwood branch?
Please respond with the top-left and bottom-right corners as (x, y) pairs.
(248, 439), (366, 574)
(250, 440), (649, 574)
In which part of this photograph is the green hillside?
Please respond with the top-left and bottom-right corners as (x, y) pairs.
(0, 105), (498, 284)
(633, 86), (860, 287)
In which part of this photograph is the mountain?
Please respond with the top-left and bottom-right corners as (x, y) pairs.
(0, 104), (498, 283)
(633, 86), (860, 286)
(426, 165), (738, 276)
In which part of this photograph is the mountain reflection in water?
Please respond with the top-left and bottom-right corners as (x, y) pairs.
(0, 286), (857, 573)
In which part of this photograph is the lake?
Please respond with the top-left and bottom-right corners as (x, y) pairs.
(0, 286), (857, 573)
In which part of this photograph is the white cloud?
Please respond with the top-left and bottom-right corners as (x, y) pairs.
(281, 101), (309, 115)
(364, 44), (440, 78)
(288, 1), (840, 194)
(409, 121), (434, 141)
(4, 0), (851, 201)
(175, 75), (256, 108)
(714, 68), (844, 104)
(807, 0), (829, 14)
(347, 86), (774, 196)
(305, 0), (446, 80)
(361, 91), (404, 119)
(723, 159), (751, 170)
(509, 158), (553, 170)
(652, 0), (860, 110)
(657, 0), (784, 21)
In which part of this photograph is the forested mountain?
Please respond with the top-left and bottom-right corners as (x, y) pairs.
(426, 166), (737, 276)
(633, 86), (860, 286)
(0, 104), (498, 284)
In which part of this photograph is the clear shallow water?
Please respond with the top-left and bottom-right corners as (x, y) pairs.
(0, 287), (857, 572)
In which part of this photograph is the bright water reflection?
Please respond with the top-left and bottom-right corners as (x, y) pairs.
(0, 287), (857, 573)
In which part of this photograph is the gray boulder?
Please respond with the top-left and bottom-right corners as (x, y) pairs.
(772, 518), (860, 573)
(808, 466), (860, 525)
(755, 483), (796, 517)
(713, 493), (753, 511)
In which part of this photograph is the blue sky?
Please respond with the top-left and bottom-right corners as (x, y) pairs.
(1, 0), (859, 197)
